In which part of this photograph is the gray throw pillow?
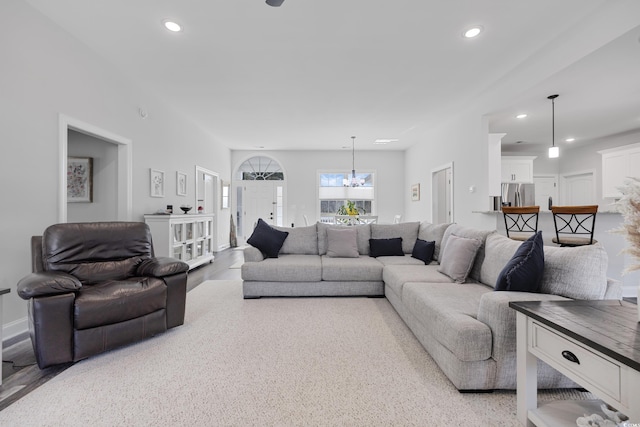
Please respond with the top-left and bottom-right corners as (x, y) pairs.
(326, 228), (359, 258)
(437, 234), (482, 283)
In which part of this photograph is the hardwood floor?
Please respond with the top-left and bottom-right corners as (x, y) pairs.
(0, 247), (244, 411)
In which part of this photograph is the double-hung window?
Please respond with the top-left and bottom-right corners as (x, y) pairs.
(318, 171), (375, 223)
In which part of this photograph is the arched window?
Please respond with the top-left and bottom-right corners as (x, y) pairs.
(236, 156), (284, 181)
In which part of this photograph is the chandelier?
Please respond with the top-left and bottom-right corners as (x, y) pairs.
(344, 136), (365, 187)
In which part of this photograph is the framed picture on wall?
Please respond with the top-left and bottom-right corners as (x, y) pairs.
(150, 168), (165, 197)
(411, 183), (420, 201)
(67, 157), (93, 203)
(176, 171), (187, 196)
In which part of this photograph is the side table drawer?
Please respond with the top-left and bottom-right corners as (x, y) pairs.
(530, 321), (620, 401)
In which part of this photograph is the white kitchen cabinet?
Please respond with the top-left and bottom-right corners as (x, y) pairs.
(501, 156), (535, 183)
(144, 214), (215, 270)
(599, 143), (640, 198)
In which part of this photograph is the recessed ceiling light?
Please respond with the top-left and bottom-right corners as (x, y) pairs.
(374, 139), (399, 144)
(516, 114), (527, 119)
(163, 20), (182, 32)
(565, 138), (575, 142)
(463, 26), (483, 38)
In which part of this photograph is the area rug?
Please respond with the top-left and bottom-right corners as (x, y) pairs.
(0, 280), (593, 426)
(229, 261), (244, 269)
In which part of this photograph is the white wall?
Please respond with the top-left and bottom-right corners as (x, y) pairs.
(0, 0), (231, 339)
(231, 150), (405, 228)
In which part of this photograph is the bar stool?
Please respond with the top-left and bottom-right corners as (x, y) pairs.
(502, 206), (540, 241)
(551, 205), (598, 247)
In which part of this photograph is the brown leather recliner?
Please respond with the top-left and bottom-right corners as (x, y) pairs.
(17, 222), (189, 369)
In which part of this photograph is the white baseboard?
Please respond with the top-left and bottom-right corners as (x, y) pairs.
(3, 316), (28, 345)
(218, 243), (230, 251)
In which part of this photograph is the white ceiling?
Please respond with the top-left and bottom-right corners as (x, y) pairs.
(24, 0), (640, 152)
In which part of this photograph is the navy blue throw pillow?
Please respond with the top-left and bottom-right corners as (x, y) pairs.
(495, 231), (544, 292)
(247, 218), (289, 258)
(412, 239), (435, 264)
(369, 238), (404, 257)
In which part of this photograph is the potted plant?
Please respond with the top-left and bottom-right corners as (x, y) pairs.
(337, 200), (365, 216)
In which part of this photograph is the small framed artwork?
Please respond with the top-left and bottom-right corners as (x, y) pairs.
(411, 183), (420, 201)
(67, 157), (93, 203)
(150, 169), (165, 198)
(221, 181), (230, 209)
(176, 171), (187, 196)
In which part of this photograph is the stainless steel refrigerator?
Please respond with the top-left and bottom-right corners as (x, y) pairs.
(501, 183), (535, 207)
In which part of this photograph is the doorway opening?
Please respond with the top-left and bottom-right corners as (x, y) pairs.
(58, 115), (132, 223)
(431, 163), (454, 224)
(195, 166), (220, 250)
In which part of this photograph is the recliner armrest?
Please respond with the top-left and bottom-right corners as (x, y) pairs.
(137, 257), (189, 277)
(17, 271), (82, 299)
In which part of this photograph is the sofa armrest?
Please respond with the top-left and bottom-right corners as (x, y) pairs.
(17, 272), (82, 299)
(244, 246), (265, 262)
(137, 257), (189, 277)
(604, 278), (623, 300)
(477, 291), (569, 361)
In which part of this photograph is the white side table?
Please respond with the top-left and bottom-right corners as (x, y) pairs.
(511, 300), (640, 426)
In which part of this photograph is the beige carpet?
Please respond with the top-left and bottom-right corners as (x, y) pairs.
(0, 280), (593, 426)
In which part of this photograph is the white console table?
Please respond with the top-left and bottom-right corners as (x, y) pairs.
(511, 300), (640, 426)
(144, 214), (215, 270)
(0, 287), (10, 386)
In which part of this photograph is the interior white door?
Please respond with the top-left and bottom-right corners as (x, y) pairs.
(533, 176), (558, 211)
(562, 172), (595, 205)
(432, 166), (453, 224)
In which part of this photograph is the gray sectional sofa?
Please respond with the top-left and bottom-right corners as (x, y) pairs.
(241, 221), (622, 391)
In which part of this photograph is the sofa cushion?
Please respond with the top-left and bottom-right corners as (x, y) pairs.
(438, 234), (483, 283)
(371, 222), (420, 254)
(241, 254), (322, 282)
(74, 277), (167, 330)
(441, 225), (494, 282)
(383, 264), (453, 297)
(247, 219), (289, 258)
(377, 255), (426, 266)
(495, 231), (544, 293)
(369, 238), (404, 257)
(402, 282), (493, 362)
(321, 256), (384, 281)
(480, 233), (521, 288)
(273, 223), (318, 255)
(482, 233), (608, 299)
(411, 239), (435, 264)
(318, 223), (371, 255)
(326, 227), (359, 258)
(541, 243), (608, 300)
(417, 222), (451, 261)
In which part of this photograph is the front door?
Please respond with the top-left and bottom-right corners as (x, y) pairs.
(242, 181), (285, 241)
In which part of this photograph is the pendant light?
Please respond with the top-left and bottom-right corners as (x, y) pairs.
(548, 94), (559, 158)
(344, 136), (365, 187)
(266, 0), (284, 6)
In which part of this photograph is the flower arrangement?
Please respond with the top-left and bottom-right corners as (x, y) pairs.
(337, 200), (365, 216)
(613, 177), (640, 274)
